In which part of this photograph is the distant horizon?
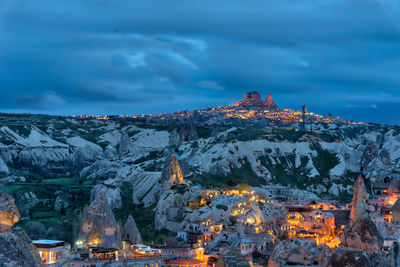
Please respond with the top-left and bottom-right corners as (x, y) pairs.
(1, 90), (398, 127)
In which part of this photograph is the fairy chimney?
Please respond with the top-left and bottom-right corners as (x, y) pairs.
(122, 215), (142, 245)
(78, 192), (122, 249)
(350, 175), (368, 223)
(161, 151), (184, 186)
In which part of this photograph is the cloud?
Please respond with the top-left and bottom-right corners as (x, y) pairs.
(155, 50), (198, 70)
(198, 80), (225, 90)
(111, 52), (146, 68)
(15, 90), (66, 110)
(158, 35), (208, 51)
(0, 0), (400, 124)
(346, 104), (378, 109)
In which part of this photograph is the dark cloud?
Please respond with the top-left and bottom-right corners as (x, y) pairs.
(0, 0), (399, 124)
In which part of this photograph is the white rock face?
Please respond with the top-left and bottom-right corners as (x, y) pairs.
(130, 172), (161, 207)
(0, 157), (9, 174)
(328, 184), (352, 197)
(90, 182), (122, 210)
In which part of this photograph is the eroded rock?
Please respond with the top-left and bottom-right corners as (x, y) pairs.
(161, 151), (184, 186)
(268, 239), (332, 266)
(340, 215), (383, 252)
(350, 175), (368, 223)
(78, 192), (122, 249)
(0, 190), (20, 232)
(122, 215), (142, 245)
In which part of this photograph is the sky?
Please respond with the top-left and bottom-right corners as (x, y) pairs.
(0, 0), (400, 125)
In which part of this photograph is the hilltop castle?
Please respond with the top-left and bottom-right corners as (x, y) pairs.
(234, 91), (278, 110)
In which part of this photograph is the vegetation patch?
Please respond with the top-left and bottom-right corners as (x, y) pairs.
(189, 159), (266, 188)
(310, 143), (340, 178)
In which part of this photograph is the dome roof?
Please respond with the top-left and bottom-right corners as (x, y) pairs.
(388, 179), (400, 195)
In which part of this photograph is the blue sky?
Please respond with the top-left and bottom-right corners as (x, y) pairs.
(0, 0), (400, 124)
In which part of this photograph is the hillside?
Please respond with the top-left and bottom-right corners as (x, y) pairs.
(0, 111), (399, 243)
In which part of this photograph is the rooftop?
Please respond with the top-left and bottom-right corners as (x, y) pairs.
(168, 258), (205, 264)
(32, 240), (64, 245)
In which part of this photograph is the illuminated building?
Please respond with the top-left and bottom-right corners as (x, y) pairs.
(33, 240), (70, 266)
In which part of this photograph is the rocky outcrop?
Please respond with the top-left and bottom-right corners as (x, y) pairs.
(0, 227), (45, 267)
(361, 140), (379, 167)
(393, 199), (400, 224)
(268, 239), (332, 266)
(235, 91), (265, 107)
(161, 151), (184, 186)
(340, 215), (383, 252)
(122, 215), (142, 245)
(90, 180), (122, 210)
(350, 175), (368, 223)
(0, 190), (44, 266)
(0, 157), (9, 175)
(265, 93), (278, 110)
(78, 192), (122, 249)
(154, 191), (183, 231)
(119, 133), (132, 157)
(0, 190), (20, 232)
(179, 122), (198, 142)
(328, 247), (392, 267)
(80, 159), (120, 180)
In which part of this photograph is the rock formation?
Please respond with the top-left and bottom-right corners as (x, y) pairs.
(119, 133), (132, 156)
(0, 190), (44, 266)
(161, 151), (184, 186)
(392, 198), (400, 224)
(361, 140), (379, 167)
(78, 192), (122, 249)
(0, 190), (20, 232)
(388, 179), (400, 205)
(179, 122), (198, 142)
(350, 175), (368, 223)
(268, 239), (332, 266)
(235, 91), (265, 107)
(328, 247), (392, 267)
(122, 215), (142, 245)
(265, 93), (278, 109)
(0, 227), (45, 267)
(340, 214), (383, 252)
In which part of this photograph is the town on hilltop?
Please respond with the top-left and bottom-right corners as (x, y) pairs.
(76, 91), (363, 127)
(0, 92), (400, 267)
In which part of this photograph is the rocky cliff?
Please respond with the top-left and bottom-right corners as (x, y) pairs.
(0, 190), (44, 266)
